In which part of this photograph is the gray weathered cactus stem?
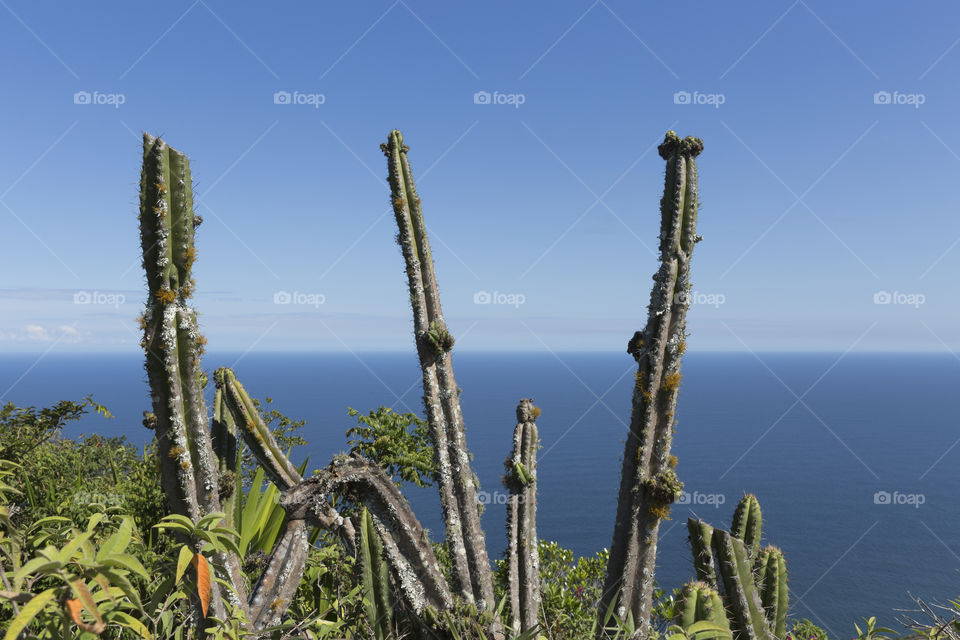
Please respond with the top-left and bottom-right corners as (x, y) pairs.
(504, 399), (541, 634)
(598, 131), (704, 638)
(140, 134), (344, 634)
(381, 129), (496, 613)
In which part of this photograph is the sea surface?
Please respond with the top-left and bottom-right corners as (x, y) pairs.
(3, 351), (958, 637)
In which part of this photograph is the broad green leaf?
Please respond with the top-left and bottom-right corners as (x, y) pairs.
(175, 544), (193, 584)
(4, 587), (56, 640)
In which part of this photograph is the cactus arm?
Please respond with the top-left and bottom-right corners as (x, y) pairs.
(139, 133), (234, 621)
(687, 519), (718, 588)
(711, 529), (773, 640)
(732, 494), (763, 561)
(600, 132), (703, 636)
(381, 130), (495, 611)
(283, 453), (453, 614)
(247, 519), (310, 631)
(214, 368), (301, 490)
(677, 581), (732, 640)
(504, 399), (541, 633)
(756, 547), (788, 639)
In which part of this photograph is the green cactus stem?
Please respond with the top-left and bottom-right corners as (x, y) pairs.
(381, 129), (495, 612)
(677, 581), (732, 640)
(358, 507), (394, 639)
(504, 399), (541, 634)
(712, 529), (773, 640)
(687, 519), (717, 588)
(732, 494), (763, 561)
(755, 546), (788, 639)
(599, 131), (704, 638)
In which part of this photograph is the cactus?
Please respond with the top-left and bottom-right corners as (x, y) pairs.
(676, 581), (732, 640)
(381, 129), (495, 613)
(599, 131), (704, 637)
(755, 546), (788, 640)
(685, 495), (789, 640)
(136, 129), (711, 639)
(732, 493), (763, 561)
(504, 399), (541, 634)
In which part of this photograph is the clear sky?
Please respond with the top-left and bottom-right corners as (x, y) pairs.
(1, 1), (959, 353)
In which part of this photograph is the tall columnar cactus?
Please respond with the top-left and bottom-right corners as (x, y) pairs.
(504, 399), (541, 634)
(139, 134), (343, 634)
(683, 495), (789, 640)
(380, 130), (495, 612)
(599, 131), (704, 637)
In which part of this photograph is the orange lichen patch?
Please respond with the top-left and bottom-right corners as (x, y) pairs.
(180, 460), (191, 470)
(531, 406), (542, 420)
(661, 371), (683, 392)
(392, 196), (405, 209)
(156, 183), (167, 195)
(168, 446), (185, 458)
(181, 279), (195, 299)
(137, 311), (150, 330)
(183, 246), (197, 270)
(677, 340), (687, 355)
(648, 503), (671, 520)
(668, 454), (679, 468)
(155, 288), (176, 304)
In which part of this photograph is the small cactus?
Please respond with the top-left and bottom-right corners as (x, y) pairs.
(504, 398), (541, 634)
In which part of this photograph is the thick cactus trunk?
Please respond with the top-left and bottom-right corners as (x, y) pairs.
(504, 399), (541, 634)
(599, 131), (704, 638)
(283, 453), (453, 614)
(380, 130), (495, 611)
(138, 133), (237, 619)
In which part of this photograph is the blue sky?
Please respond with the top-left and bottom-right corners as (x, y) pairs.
(1, 1), (959, 353)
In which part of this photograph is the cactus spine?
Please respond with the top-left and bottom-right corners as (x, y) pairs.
(504, 399), (541, 634)
(755, 546), (788, 639)
(381, 130), (495, 612)
(599, 131), (704, 637)
(358, 507), (393, 639)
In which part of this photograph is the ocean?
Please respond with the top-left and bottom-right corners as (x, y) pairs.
(2, 351), (957, 637)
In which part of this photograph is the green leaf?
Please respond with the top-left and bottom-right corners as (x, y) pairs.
(175, 545), (193, 584)
(101, 553), (148, 578)
(57, 530), (95, 564)
(4, 587), (57, 640)
(97, 517), (133, 560)
(111, 610), (153, 639)
(14, 556), (62, 585)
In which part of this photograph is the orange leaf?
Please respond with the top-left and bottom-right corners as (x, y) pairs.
(191, 553), (211, 618)
(65, 598), (83, 625)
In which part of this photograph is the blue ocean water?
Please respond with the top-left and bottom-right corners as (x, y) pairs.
(3, 351), (958, 636)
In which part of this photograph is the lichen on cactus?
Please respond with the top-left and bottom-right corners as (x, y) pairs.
(381, 129), (495, 613)
(599, 131), (704, 637)
(504, 399), (541, 634)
